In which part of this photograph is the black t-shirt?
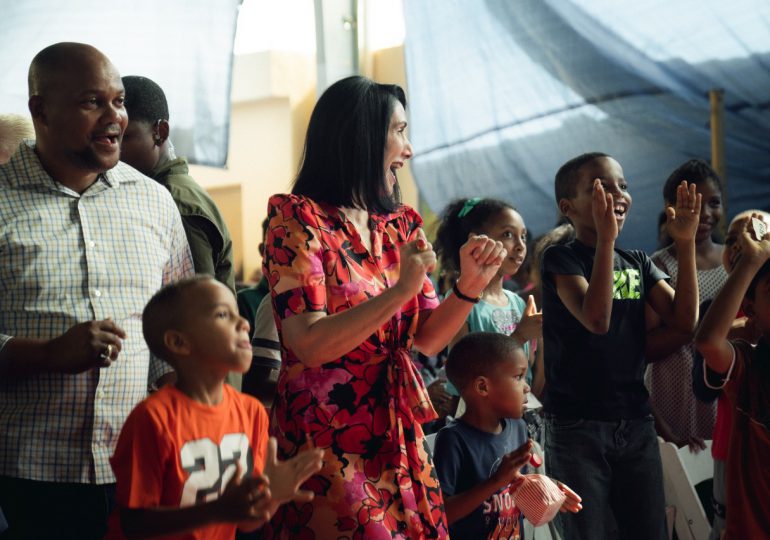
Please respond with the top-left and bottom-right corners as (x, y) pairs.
(434, 418), (527, 539)
(541, 239), (667, 419)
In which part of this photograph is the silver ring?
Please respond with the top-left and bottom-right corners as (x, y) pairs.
(100, 344), (113, 361)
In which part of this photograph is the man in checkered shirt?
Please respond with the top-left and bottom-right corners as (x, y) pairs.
(0, 42), (193, 539)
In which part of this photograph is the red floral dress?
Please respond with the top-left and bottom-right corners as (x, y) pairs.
(262, 194), (448, 539)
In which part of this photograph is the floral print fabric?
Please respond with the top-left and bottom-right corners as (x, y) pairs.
(263, 194), (448, 539)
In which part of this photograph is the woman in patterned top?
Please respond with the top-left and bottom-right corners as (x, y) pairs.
(645, 159), (728, 451)
(262, 76), (506, 539)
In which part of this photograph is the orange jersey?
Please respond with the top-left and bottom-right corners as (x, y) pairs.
(107, 384), (269, 540)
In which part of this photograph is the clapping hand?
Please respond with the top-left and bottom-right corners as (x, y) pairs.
(666, 181), (702, 244)
(733, 213), (770, 269)
(592, 179), (618, 243)
(512, 295), (542, 344)
(262, 437), (324, 507)
(397, 229), (437, 298)
(556, 481), (583, 513)
(492, 439), (533, 490)
(217, 462), (272, 527)
(456, 234), (507, 297)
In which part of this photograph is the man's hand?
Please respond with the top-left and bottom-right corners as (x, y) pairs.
(426, 378), (455, 418)
(46, 318), (126, 373)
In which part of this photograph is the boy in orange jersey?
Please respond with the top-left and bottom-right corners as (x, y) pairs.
(107, 276), (323, 539)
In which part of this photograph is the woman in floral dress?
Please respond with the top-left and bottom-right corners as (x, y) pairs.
(263, 76), (505, 539)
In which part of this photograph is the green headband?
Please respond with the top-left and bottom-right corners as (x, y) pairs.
(457, 197), (482, 218)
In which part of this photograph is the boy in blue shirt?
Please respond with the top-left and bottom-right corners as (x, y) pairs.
(433, 332), (580, 538)
(541, 152), (700, 539)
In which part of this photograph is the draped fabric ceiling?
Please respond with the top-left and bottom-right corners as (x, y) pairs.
(404, 0), (770, 251)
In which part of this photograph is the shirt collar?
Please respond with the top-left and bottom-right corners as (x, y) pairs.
(4, 140), (138, 192)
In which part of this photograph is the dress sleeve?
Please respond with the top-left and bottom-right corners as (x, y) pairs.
(111, 402), (170, 508)
(264, 194), (328, 320)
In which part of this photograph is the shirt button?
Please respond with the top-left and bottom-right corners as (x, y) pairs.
(96, 390), (105, 399)
(88, 241), (96, 248)
(94, 289), (101, 297)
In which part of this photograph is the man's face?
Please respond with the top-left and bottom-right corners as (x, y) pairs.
(120, 120), (159, 176)
(36, 53), (127, 175)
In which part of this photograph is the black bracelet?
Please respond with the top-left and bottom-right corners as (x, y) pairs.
(452, 283), (482, 304)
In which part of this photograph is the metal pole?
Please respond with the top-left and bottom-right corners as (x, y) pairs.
(709, 88), (726, 226)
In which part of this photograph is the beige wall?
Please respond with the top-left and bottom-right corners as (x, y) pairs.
(190, 45), (416, 282)
(190, 51), (313, 282)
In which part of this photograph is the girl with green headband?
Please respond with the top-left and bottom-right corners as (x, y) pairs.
(435, 198), (543, 392)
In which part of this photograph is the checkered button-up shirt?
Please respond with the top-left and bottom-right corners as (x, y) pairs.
(0, 141), (193, 484)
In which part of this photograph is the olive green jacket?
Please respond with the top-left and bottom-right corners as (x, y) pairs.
(152, 158), (235, 293)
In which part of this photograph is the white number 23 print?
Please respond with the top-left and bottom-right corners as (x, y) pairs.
(179, 433), (253, 506)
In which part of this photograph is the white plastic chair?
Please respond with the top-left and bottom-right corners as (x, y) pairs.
(658, 438), (713, 540)
(425, 432), (437, 455)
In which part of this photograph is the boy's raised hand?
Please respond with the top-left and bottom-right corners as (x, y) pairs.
(556, 481), (583, 513)
(666, 181), (702, 244)
(592, 179), (618, 243)
(263, 437), (324, 506)
(734, 213), (770, 268)
(512, 295), (542, 343)
(492, 439), (533, 490)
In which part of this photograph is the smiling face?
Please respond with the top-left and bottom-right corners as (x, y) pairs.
(560, 156), (632, 242)
(484, 207), (528, 277)
(31, 48), (127, 182)
(383, 100), (412, 195)
(487, 348), (530, 420)
(177, 279), (253, 375)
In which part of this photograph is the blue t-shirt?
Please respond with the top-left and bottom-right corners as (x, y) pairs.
(434, 418), (528, 539)
(446, 289), (533, 395)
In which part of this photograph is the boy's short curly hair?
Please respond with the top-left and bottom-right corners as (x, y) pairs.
(446, 332), (525, 392)
(142, 275), (213, 362)
(554, 152), (609, 203)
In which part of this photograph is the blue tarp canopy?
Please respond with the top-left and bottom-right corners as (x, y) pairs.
(404, 0), (770, 251)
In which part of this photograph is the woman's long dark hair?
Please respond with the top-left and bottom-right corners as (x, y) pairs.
(292, 76), (406, 213)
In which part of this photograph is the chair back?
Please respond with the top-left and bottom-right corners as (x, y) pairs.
(658, 438), (713, 540)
